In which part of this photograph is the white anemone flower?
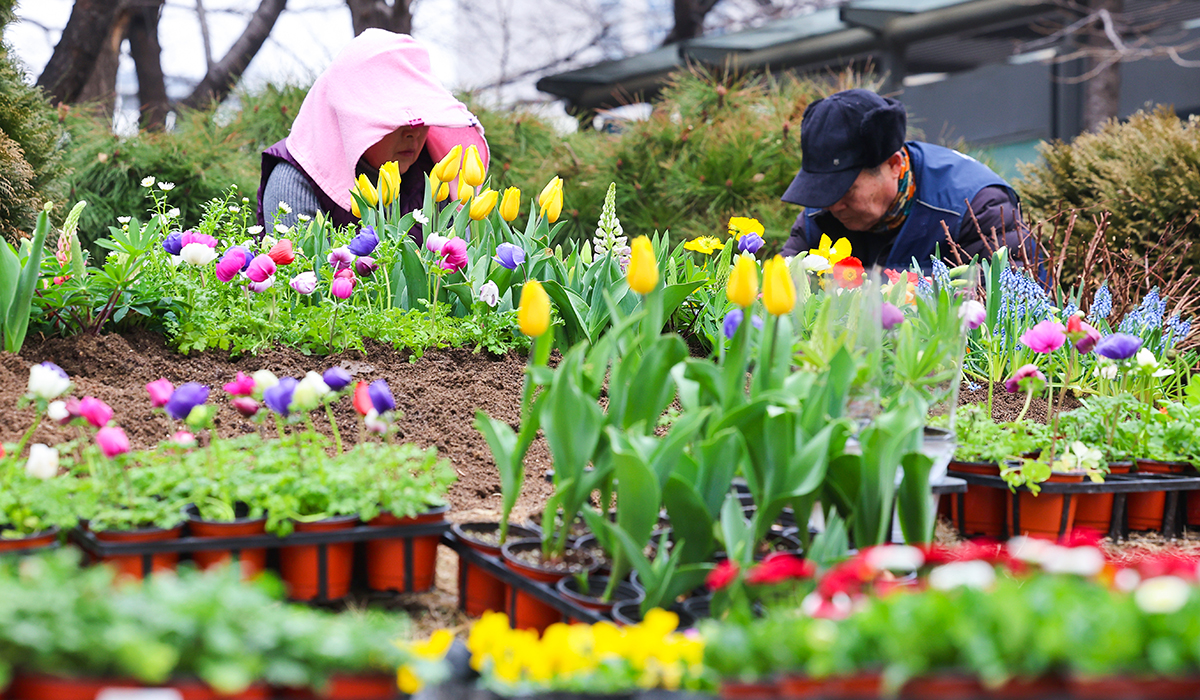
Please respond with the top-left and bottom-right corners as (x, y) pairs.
(479, 280), (500, 308)
(27, 363), (72, 400)
(25, 444), (59, 480)
(929, 561), (996, 591)
(180, 242), (218, 266)
(1135, 576), (1190, 614)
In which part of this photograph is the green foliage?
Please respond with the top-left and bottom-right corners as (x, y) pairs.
(0, 18), (64, 242)
(1017, 107), (1200, 274)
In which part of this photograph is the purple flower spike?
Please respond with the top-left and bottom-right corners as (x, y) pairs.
(368, 379), (395, 414)
(263, 377), (298, 416)
(165, 382), (210, 421)
(881, 302), (905, 330)
(162, 232), (183, 256)
(736, 233), (765, 256)
(323, 367), (353, 392)
(1095, 333), (1144, 361)
(348, 226), (380, 257)
(493, 242), (526, 270)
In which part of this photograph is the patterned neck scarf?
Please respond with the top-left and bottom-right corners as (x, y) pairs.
(872, 146), (915, 233)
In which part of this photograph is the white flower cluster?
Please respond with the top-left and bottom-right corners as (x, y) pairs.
(592, 183), (630, 269)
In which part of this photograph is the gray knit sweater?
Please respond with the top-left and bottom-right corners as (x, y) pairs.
(261, 159), (377, 230)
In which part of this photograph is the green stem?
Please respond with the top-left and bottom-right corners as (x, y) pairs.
(329, 301), (341, 350)
(324, 401), (343, 455)
(1015, 388), (1035, 424)
(13, 412), (44, 462)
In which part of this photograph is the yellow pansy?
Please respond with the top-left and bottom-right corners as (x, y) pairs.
(395, 629), (454, 694)
(728, 216), (764, 239)
(726, 253), (759, 308)
(627, 236), (658, 294)
(808, 233), (851, 266)
(683, 235), (725, 255)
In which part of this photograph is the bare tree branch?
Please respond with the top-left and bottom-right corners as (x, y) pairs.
(195, 0), (215, 70)
(180, 0), (288, 109)
(35, 0), (126, 104)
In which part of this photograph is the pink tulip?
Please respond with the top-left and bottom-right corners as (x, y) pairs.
(231, 397), (260, 417)
(78, 396), (113, 428)
(440, 237), (468, 273)
(331, 276), (356, 300)
(246, 254), (277, 283)
(223, 372), (256, 396)
(146, 378), (175, 407)
(215, 249), (247, 282)
(96, 426), (130, 458)
(1019, 320), (1066, 354)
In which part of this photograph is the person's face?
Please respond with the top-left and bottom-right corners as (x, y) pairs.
(826, 153), (903, 232)
(363, 125), (430, 173)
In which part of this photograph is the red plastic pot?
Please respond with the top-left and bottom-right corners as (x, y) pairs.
(316, 674), (397, 700)
(987, 675), (1065, 699)
(1007, 472), (1083, 540)
(555, 574), (643, 619)
(451, 521), (538, 617)
(901, 674), (983, 700)
(9, 674), (140, 700)
(823, 672), (883, 699)
(778, 674), (822, 699)
(948, 461), (1006, 538)
(279, 515), (358, 601)
(0, 526), (60, 554)
(1073, 462), (1133, 534)
(186, 506), (267, 579)
(93, 525), (183, 580)
(1128, 460), (1189, 531)
(501, 538), (596, 634)
(721, 679), (780, 699)
(1069, 674), (1200, 700)
(365, 505), (448, 593)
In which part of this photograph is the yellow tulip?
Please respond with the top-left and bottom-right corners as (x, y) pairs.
(434, 180), (450, 202)
(378, 161), (401, 206)
(432, 144), (462, 182)
(457, 180), (474, 203)
(499, 187), (521, 222)
(726, 253), (759, 308)
(469, 188), (498, 220)
(518, 279), (551, 337)
(354, 173), (378, 208)
(626, 236), (658, 294)
(762, 255), (796, 316)
(538, 176), (564, 223)
(462, 145), (486, 188)
(351, 197), (361, 219)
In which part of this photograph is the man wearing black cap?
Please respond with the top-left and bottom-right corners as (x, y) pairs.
(780, 89), (1025, 270)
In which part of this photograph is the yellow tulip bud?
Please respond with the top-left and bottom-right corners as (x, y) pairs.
(726, 253), (759, 308)
(518, 279), (551, 337)
(462, 145), (486, 188)
(354, 173), (378, 207)
(457, 180), (474, 204)
(351, 197), (361, 219)
(762, 255), (796, 316)
(538, 177), (564, 223)
(469, 188), (499, 220)
(378, 161), (401, 206)
(626, 236), (658, 295)
(434, 180), (450, 202)
(499, 187), (521, 222)
(432, 145), (462, 183)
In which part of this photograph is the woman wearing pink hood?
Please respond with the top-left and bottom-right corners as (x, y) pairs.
(257, 29), (488, 242)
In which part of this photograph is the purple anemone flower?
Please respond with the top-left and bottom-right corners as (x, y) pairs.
(165, 382), (210, 421)
(162, 231), (184, 256)
(722, 309), (763, 340)
(328, 247), (354, 273)
(323, 367), (353, 392)
(493, 242), (526, 270)
(347, 226), (379, 257)
(1095, 333), (1143, 361)
(735, 233), (765, 256)
(263, 377), (298, 416)
(881, 302), (905, 330)
(368, 379), (395, 414)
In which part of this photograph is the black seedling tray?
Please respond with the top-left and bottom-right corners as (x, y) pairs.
(949, 470), (1200, 540)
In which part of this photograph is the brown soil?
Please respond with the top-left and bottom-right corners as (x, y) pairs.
(956, 380), (1083, 423)
(0, 329), (553, 522)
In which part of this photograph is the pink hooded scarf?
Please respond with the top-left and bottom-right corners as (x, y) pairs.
(285, 29), (489, 212)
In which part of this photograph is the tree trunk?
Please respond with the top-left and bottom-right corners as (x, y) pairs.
(1082, 0), (1123, 132)
(76, 9), (131, 120)
(36, 0), (126, 104)
(346, 0), (412, 36)
(662, 0), (723, 45)
(181, 0), (288, 110)
(126, 0), (170, 130)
